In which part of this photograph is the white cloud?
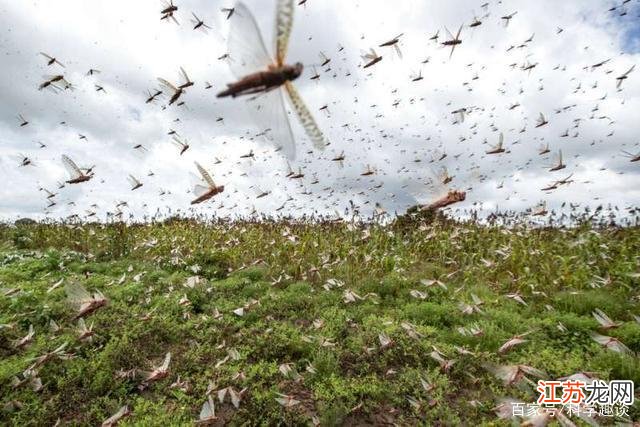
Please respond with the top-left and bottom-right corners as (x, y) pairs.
(0, 0), (638, 221)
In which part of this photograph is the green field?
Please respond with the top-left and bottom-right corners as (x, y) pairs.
(1, 218), (639, 425)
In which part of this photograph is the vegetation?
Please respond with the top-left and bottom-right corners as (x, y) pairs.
(0, 217), (638, 425)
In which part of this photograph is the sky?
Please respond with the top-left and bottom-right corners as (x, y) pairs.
(0, 0), (639, 222)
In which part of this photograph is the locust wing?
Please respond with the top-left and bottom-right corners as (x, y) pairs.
(128, 175), (141, 188)
(172, 136), (186, 149)
(61, 155), (82, 179)
(319, 51), (330, 65)
(179, 67), (190, 83)
(538, 112), (546, 125)
(284, 81), (328, 150)
(193, 185), (211, 198)
(614, 65), (632, 89)
(274, 0), (295, 65)
(361, 48), (378, 62)
(550, 150), (563, 167)
(444, 27), (455, 41)
(102, 405), (130, 427)
(160, 352), (171, 371)
(158, 78), (179, 93)
(404, 175), (443, 206)
(195, 162), (216, 187)
(227, 2), (274, 79)
(626, 64), (636, 75)
(198, 396), (216, 422)
(247, 87), (297, 159)
(65, 282), (92, 307)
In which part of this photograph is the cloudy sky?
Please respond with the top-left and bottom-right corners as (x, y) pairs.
(0, 0), (639, 221)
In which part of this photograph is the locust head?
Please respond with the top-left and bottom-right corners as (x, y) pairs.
(285, 62), (304, 81)
(448, 190), (466, 204)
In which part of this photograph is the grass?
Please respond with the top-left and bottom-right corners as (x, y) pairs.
(0, 216), (639, 425)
